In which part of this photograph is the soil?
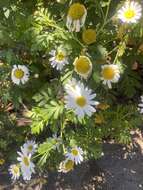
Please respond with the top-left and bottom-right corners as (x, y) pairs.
(0, 130), (143, 190)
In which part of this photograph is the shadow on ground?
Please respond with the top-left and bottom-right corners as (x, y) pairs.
(1, 130), (143, 190)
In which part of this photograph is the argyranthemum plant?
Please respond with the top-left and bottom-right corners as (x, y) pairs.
(1, 0), (143, 183)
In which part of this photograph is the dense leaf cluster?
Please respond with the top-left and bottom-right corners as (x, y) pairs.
(0, 0), (143, 170)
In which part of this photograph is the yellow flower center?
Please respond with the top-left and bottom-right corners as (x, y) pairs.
(82, 29), (96, 45)
(124, 9), (135, 19)
(28, 145), (33, 152)
(76, 96), (87, 107)
(56, 51), (65, 61)
(23, 157), (30, 166)
(13, 165), (19, 174)
(74, 56), (91, 75)
(68, 3), (85, 20)
(14, 69), (24, 79)
(102, 67), (115, 80)
(0, 159), (5, 165)
(65, 160), (74, 170)
(72, 149), (79, 156)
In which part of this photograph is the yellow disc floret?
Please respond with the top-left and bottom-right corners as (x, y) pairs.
(56, 51), (65, 61)
(23, 157), (30, 166)
(14, 69), (24, 79)
(76, 96), (87, 107)
(28, 145), (33, 152)
(68, 3), (85, 20)
(82, 29), (96, 45)
(74, 56), (91, 75)
(13, 165), (20, 174)
(0, 159), (5, 165)
(124, 9), (135, 19)
(102, 67), (115, 80)
(72, 149), (79, 156)
(65, 160), (74, 170)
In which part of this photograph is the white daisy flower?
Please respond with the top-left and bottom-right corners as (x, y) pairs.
(117, 1), (142, 23)
(9, 164), (20, 181)
(49, 48), (69, 71)
(64, 79), (99, 118)
(17, 151), (35, 181)
(66, 3), (87, 32)
(58, 159), (74, 173)
(11, 65), (29, 85)
(65, 146), (83, 165)
(22, 140), (37, 155)
(101, 64), (120, 89)
(138, 95), (143, 113)
(73, 56), (92, 79)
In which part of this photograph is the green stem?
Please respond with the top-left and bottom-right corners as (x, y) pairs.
(71, 33), (85, 48)
(107, 46), (119, 55)
(113, 51), (118, 64)
(97, 0), (112, 36)
(45, 19), (85, 48)
(60, 114), (66, 153)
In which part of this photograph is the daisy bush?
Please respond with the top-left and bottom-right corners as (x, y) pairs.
(0, 0), (143, 181)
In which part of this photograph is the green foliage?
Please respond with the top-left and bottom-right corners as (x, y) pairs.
(29, 83), (64, 134)
(37, 138), (57, 166)
(0, 111), (27, 160)
(0, 0), (143, 175)
(98, 104), (142, 144)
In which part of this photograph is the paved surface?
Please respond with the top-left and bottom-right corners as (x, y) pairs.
(0, 130), (143, 190)
(46, 142), (143, 190)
